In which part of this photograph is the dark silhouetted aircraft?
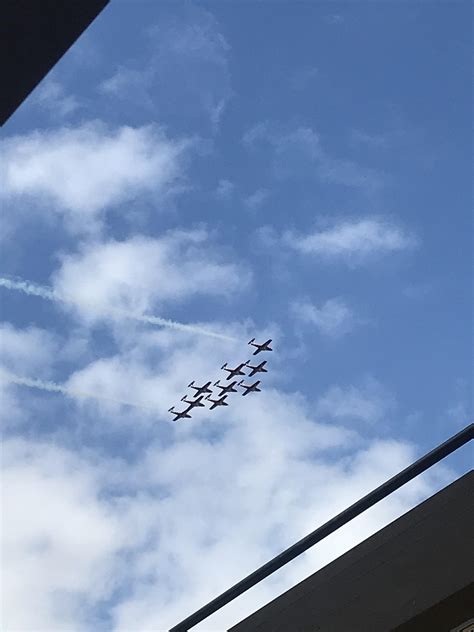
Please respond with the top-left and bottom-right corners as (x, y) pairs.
(205, 393), (229, 410)
(188, 380), (213, 396)
(213, 380), (238, 395)
(180, 394), (205, 410)
(168, 406), (192, 421)
(246, 359), (268, 377)
(248, 338), (272, 355)
(238, 379), (262, 396)
(221, 361), (248, 380)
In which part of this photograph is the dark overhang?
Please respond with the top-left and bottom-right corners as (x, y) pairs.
(231, 470), (473, 632)
(0, 0), (110, 126)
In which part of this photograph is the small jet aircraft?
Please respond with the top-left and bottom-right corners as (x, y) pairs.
(168, 406), (192, 421)
(205, 393), (229, 410)
(180, 394), (205, 410)
(248, 338), (273, 355)
(246, 359), (268, 377)
(221, 361), (248, 380)
(188, 380), (213, 396)
(237, 379), (262, 396)
(213, 380), (238, 395)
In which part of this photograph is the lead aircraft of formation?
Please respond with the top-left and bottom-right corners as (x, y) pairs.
(248, 338), (272, 355)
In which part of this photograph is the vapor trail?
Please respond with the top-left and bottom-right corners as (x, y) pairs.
(0, 370), (157, 413)
(0, 276), (237, 342)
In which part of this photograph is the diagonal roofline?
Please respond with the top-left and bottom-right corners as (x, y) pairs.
(170, 422), (473, 631)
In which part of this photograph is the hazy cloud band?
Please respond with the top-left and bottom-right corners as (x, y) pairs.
(0, 276), (237, 342)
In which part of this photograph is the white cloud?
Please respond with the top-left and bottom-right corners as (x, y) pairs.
(0, 274), (239, 343)
(1, 438), (125, 631)
(351, 129), (388, 149)
(285, 217), (417, 264)
(242, 123), (382, 191)
(31, 78), (80, 118)
(51, 229), (251, 323)
(1, 319), (453, 631)
(315, 378), (395, 424)
(100, 66), (156, 110)
(0, 323), (58, 377)
(215, 178), (235, 199)
(291, 297), (358, 338)
(325, 13), (344, 24)
(0, 122), (192, 234)
(101, 7), (232, 130)
(244, 188), (270, 211)
(0, 324), (76, 428)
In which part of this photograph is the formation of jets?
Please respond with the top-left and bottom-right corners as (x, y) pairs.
(168, 338), (273, 421)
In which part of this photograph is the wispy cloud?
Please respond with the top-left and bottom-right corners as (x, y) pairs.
(291, 298), (359, 338)
(0, 276), (238, 342)
(315, 378), (395, 424)
(285, 217), (417, 264)
(1, 319), (448, 631)
(242, 123), (383, 192)
(351, 129), (388, 149)
(31, 78), (80, 118)
(215, 178), (235, 199)
(0, 370), (158, 413)
(101, 7), (232, 130)
(52, 230), (250, 324)
(325, 14), (344, 25)
(244, 188), (270, 211)
(0, 322), (59, 378)
(0, 122), (192, 234)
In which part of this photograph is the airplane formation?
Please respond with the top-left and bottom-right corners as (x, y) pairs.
(168, 338), (272, 421)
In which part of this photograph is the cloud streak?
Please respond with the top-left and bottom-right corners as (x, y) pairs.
(0, 276), (237, 342)
(0, 370), (158, 413)
(285, 217), (417, 264)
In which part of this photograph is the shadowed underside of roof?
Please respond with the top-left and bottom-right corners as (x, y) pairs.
(230, 470), (474, 632)
(0, 0), (109, 126)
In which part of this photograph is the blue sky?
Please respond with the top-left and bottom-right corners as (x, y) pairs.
(1, 2), (472, 630)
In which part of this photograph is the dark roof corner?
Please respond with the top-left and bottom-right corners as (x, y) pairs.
(0, 0), (110, 126)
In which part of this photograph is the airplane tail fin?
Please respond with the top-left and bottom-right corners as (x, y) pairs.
(256, 387), (261, 392)
(188, 380), (194, 387)
(180, 396), (186, 402)
(221, 363), (227, 370)
(248, 338), (255, 344)
(168, 407), (173, 412)
(223, 401), (229, 406)
(213, 380), (220, 386)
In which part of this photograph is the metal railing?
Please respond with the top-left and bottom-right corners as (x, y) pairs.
(170, 422), (473, 631)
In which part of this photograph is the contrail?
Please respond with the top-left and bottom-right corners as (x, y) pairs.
(0, 277), (57, 300)
(0, 370), (158, 413)
(0, 276), (237, 342)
